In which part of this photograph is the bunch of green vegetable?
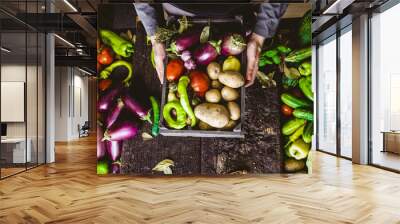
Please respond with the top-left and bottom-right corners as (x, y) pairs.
(257, 10), (314, 173)
(258, 45), (292, 67)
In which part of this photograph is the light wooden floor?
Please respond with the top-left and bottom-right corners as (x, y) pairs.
(1, 136), (400, 224)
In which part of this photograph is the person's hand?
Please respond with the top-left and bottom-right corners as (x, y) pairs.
(150, 36), (166, 84)
(245, 33), (265, 87)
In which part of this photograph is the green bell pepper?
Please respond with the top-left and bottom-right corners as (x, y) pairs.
(285, 138), (310, 160)
(99, 60), (133, 87)
(298, 61), (311, 76)
(178, 76), (196, 127)
(163, 101), (187, 129)
(100, 29), (134, 57)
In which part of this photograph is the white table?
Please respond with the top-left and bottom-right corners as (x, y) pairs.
(1, 138), (31, 163)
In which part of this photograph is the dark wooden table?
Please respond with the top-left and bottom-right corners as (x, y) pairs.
(119, 22), (283, 175)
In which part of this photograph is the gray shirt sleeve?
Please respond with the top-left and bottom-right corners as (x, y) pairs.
(254, 3), (288, 38)
(133, 3), (158, 36)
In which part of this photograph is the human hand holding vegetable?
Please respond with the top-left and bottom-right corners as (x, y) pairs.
(150, 36), (166, 84)
(245, 33), (265, 87)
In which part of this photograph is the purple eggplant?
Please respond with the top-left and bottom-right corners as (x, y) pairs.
(221, 33), (246, 56)
(102, 121), (138, 141)
(106, 140), (122, 161)
(122, 94), (151, 123)
(180, 50), (192, 62)
(97, 125), (106, 159)
(169, 32), (200, 54)
(98, 88), (120, 112)
(106, 98), (124, 128)
(184, 59), (196, 70)
(111, 162), (121, 174)
(193, 40), (221, 65)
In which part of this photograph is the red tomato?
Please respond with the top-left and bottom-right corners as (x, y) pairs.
(97, 48), (113, 65)
(166, 59), (184, 82)
(189, 70), (209, 93)
(281, 104), (293, 116)
(98, 79), (112, 91)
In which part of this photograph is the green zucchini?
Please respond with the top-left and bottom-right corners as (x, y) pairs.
(302, 121), (313, 143)
(293, 109), (313, 121)
(285, 48), (312, 63)
(281, 93), (312, 109)
(282, 118), (306, 136)
(299, 76), (313, 101)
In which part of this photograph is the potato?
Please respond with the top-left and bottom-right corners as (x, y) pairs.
(222, 120), (237, 130)
(218, 71), (245, 88)
(205, 89), (221, 103)
(221, 86), (239, 101)
(211, 80), (223, 89)
(198, 121), (213, 130)
(227, 101), (240, 121)
(207, 62), (221, 80)
(194, 103), (230, 128)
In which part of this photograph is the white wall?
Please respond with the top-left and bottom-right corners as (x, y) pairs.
(1, 63), (46, 163)
(54, 66), (89, 141)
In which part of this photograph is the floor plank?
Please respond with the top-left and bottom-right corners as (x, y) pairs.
(1, 135), (400, 224)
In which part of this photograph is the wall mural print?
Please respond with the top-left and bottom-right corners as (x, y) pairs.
(97, 2), (313, 175)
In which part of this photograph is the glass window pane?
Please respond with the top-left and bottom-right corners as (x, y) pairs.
(371, 4), (400, 171)
(1, 31), (27, 177)
(339, 28), (352, 158)
(317, 36), (337, 154)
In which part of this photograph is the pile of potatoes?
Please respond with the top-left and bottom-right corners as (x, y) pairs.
(194, 59), (244, 130)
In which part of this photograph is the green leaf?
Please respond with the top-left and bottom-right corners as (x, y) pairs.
(152, 159), (175, 175)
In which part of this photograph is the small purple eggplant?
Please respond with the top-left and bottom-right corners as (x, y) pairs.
(97, 125), (106, 159)
(98, 88), (120, 112)
(184, 59), (196, 70)
(169, 32), (200, 54)
(106, 141), (122, 161)
(106, 98), (124, 128)
(111, 162), (121, 174)
(102, 121), (138, 141)
(193, 40), (221, 65)
(221, 33), (246, 56)
(180, 50), (192, 62)
(122, 94), (151, 123)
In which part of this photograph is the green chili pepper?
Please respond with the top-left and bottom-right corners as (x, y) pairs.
(149, 96), (160, 136)
(277, 45), (292, 54)
(99, 60), (133, 87)
(272, 55), (281, 64)
(178, 76), (196, 127)
(100, 29), (134, 57)
(298, 61), (311, 76)
(258, 57), (273, 67)
(163, 101), (187, 129)
(264, 49), (278, 57)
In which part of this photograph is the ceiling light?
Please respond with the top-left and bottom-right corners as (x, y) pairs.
(322, 0), (355, 15)
(63, 0), (78, 12)
(1, 47), (11, 53)
(54, 34), (75, 48)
